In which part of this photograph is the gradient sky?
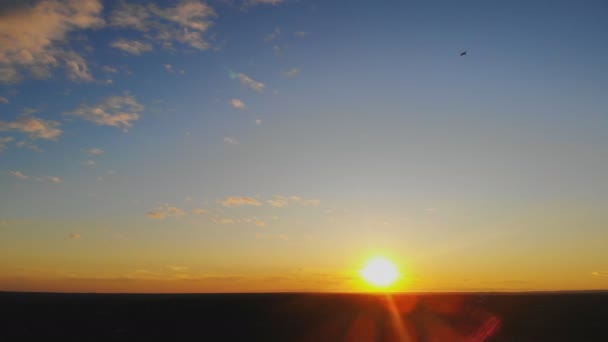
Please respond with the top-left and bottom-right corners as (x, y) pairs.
(1, 0), (607, 293)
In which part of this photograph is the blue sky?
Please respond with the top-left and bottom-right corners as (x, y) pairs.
(1, 0), (607, 292)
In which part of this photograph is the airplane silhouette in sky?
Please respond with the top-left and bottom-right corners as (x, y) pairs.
(460, 50), (468, 56)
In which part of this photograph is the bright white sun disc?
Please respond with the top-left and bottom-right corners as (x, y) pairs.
(360, 257), (399, 287)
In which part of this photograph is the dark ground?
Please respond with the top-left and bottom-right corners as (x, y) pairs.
(1, 292), (607, 341)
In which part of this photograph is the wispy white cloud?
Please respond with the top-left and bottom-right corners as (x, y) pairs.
(69, 95), (143, 131)
(9, 170), (29, 180)
(0, 136), (13, 152)
(223, 136), (239, 145)
(247, 0), (286, 6)
(230, 98), (245, 110)
(193, 208), (207, 215)
(255, 119), (262, 125)
(16, 141), (44, 152)
(47, 176), (62, 183)
(294, 31), (309, 37)
(220, 196), (262, 208)
(0, 116), (62, 140)
(81, 159), (96, 167)
(236, 73), (265, 92)
(102, 66), (118, 74)
(264, 27), (281, 42)
(266, 195), (320, 208)
(0, 96), (9, 104)
(83, 148), (104, 155)
(146, 205), (186, 219)
(111, 39), (153, 55)
(284, 68), (300, 77)
(0, 0), (104, 83)
(110, 1), (216, 51)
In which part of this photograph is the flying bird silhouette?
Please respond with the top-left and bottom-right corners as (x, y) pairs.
(460, 50), (468, 56)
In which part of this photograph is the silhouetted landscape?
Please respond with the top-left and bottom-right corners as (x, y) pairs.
(2, 291), (607, 341)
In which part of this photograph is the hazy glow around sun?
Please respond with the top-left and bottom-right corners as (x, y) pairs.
(360, 256), (400, 288)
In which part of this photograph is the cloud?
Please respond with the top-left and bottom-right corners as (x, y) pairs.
(69, 95), (143, 131)
(146, 205), (186, 219)
(69, 233), (81, 239)
(230, 98), (245, 109)
(47, 176), (62, 183)
(236, 73), (265, 92)
(64, 51), (92, 82)
(211, 217), (236, 225)
(103, 66), (118, 74)
(0, 116), (62, 140)
(0, 96), (8, 104)
(169, 266), (189, 272)
(111, 39), (153, 55)
(164, 64), (174, 72)
(83, 148), (104, 155)
(0, 0), (104, 83)
(284, 68), (300, 77)
(592, 271), (608, 276)
(255, 119), (262, 125)
(264, 27), (280, 42)
(247, 0), (285, 6)
(110, 1), (216, 51)
(220, 196), (262, 208)
(16, 140), (44, 153)
(193, 208), (207, 215)
(267, 195), (320, 208)
(223, 136), (239, 145)
(81, 159), (96, 167)
(266, 197), (289, 208)
(294, 31), (309, 37)
(0, 136), (13, 152)
(34, 176), (62, 183)
(9, 170), (29, 180)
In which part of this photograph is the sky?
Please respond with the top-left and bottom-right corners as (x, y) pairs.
(1, 0), (607, 293)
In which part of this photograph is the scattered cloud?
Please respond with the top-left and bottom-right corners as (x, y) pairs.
(69, 95), (143, 131)
(0, 116), (62, 140)
(110, 1), (216, 51)
(230, 98), (245, 109)
(294, 31), (309, 37)
(592, 271), (608, 276)
(235, 72), (265, 92)
(0, 136), (13, 152)
(255, 119), (262, 125)
(64, 51), (93, 82)
(266, 196), (289, 208)
(146, 205), (186, 219)
(83, 148), (104, 155)
(284, 68), (300, 77)
(102, 66), (118, 74)
(247, 0), (286, 6)
(220, 196), (262, 208)
(193, 208), (207, 215)
(81, 159), (96, 167)
(264, 27), (280, 42)
(223, 136), (239, 145)
(16, 141), (44, 152)
(164, 64), (174, 72)
(211, 217), (236, 225)
(111, 39), (153, 55)
(169, 266), (189, 272)
(48, 176), (62, 183)
(0, 0), (104, 83)
(0, 96), (8, 104)
(267, 195), (320, 208)
(9, 170), (29, 180)
(69, 233), (81, 239)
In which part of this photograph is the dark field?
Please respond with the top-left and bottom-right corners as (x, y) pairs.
(1, 292), (607, 341)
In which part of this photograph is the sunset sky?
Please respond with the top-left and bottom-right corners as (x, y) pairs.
(1, 0), (607, 293)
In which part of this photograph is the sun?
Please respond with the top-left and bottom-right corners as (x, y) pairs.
(360, 256), (400, 288)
